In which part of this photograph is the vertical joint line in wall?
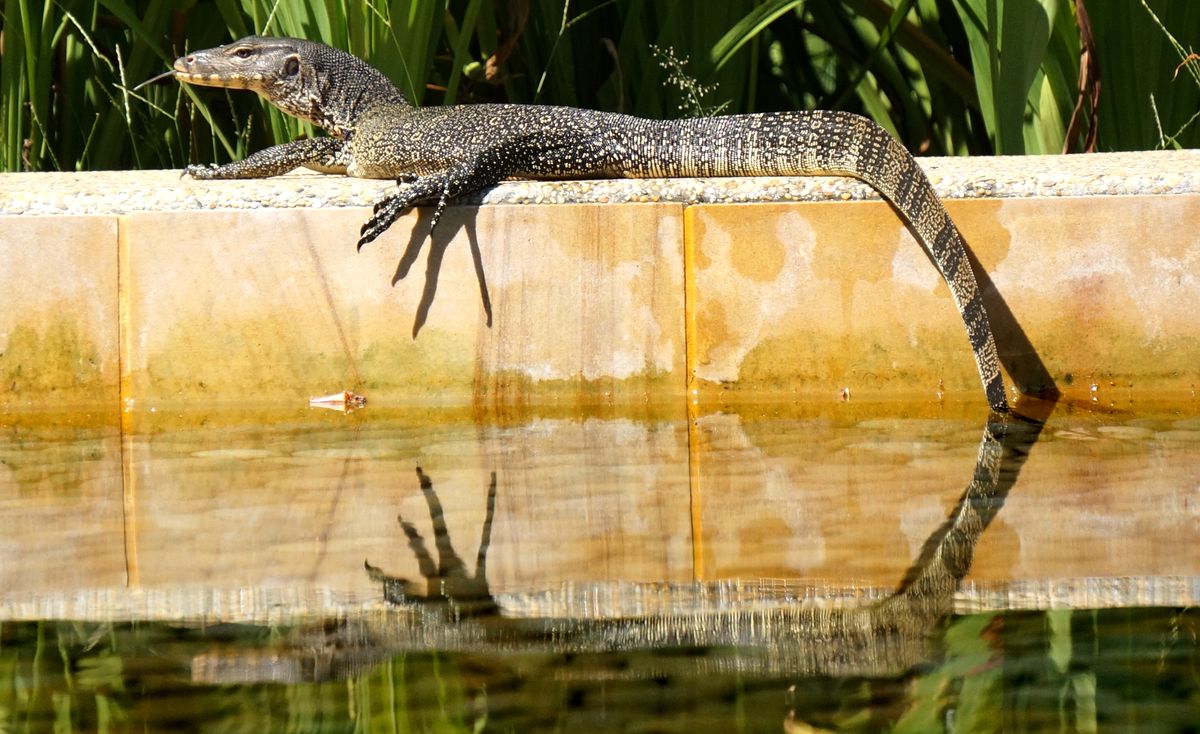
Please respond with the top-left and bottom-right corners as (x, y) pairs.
(683, 205), (704, 583)
(117, 215), (139, 587)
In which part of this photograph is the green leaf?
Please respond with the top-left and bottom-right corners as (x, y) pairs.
(951, 0), (1064, 154)
(711, 0), (804, 71)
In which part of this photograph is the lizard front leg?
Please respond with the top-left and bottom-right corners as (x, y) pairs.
(356, 174), (448, 250)
(358, 150), (511, 249)
(186, 137), (350, 179)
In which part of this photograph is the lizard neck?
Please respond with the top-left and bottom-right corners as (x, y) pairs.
(270, 39), (411, 139)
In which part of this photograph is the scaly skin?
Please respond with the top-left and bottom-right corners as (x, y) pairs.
(171, 36), (1008, 412)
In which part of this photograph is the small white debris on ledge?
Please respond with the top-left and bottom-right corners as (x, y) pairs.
(1, 149), (1197, 216)
(308, 391), (367, 413)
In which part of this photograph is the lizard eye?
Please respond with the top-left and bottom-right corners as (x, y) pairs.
(234, 47), (253, 59)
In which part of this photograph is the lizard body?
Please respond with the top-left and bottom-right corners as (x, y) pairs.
(171, 36), (1008, 412)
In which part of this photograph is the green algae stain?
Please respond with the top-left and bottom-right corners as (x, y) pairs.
(134, 317), (480, 402)
(358, 330), (477, 396)
(133, 314), (679, 406)
(0, 317), (115, 406)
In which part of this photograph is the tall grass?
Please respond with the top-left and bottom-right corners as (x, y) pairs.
(0, 0), (1196, 172)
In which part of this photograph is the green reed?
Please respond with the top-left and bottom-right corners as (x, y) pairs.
(0, 0), (1196, 172)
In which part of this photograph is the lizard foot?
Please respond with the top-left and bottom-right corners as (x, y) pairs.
(358, 195), (410, 250)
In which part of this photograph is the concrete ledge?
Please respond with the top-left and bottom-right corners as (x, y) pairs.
(2, 150), (1199, 409)
(3, 151), (1197, 214)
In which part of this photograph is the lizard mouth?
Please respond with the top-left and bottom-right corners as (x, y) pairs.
(172, 56), (258, 90)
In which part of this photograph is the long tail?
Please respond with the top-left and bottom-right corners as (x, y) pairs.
(620, 110), (1008, 412)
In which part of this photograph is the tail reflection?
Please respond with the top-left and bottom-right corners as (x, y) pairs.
(884, 406), (1047, 623)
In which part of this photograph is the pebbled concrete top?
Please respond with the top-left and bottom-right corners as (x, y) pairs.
(1, 149), (1197, 216)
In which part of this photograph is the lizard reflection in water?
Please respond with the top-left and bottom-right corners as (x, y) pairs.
(192, 402), (1051, 687)
(145, 36), (1010, 413)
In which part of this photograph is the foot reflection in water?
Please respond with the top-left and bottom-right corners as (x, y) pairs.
(365, 467), (499, 618)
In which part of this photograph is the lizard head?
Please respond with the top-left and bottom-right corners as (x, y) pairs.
(176, 37), (312, 91)
(171, 36), (410, 137)
(174, 36), (312, 95)
(173, 36), (346, 132)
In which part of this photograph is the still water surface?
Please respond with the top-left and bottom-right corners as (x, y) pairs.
(2, 400), (1198, 729)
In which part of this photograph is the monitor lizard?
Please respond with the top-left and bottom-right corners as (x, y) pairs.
(154, 35), (1009, 413)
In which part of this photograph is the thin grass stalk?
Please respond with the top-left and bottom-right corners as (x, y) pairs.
(12, 0), (47, 168)
(89, 0), (176, 168)
(711, 0), (803, 72)
(984, 0), (1003, 151)
(443, 0), (486, 105)
(827, 0), (917, 111)
(531, 0), (575, 103)
(1139, 0), (1200, 148)
(1, 7), (29, 168)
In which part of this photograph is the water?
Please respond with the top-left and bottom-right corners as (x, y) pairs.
(2, 399), (1199, 730)
(3, 607), (1198, 732)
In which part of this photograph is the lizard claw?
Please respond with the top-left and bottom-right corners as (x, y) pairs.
(359, 194), (409, 250)
(358, 176), (450, 251)
(423, 182), (453, 241)
(358, 218), (385, 251)
(357, 226), (379, 251)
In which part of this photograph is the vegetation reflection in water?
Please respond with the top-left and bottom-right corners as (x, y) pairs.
(2, 402), (1200, 729)
(3, 612), (1200, 730)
